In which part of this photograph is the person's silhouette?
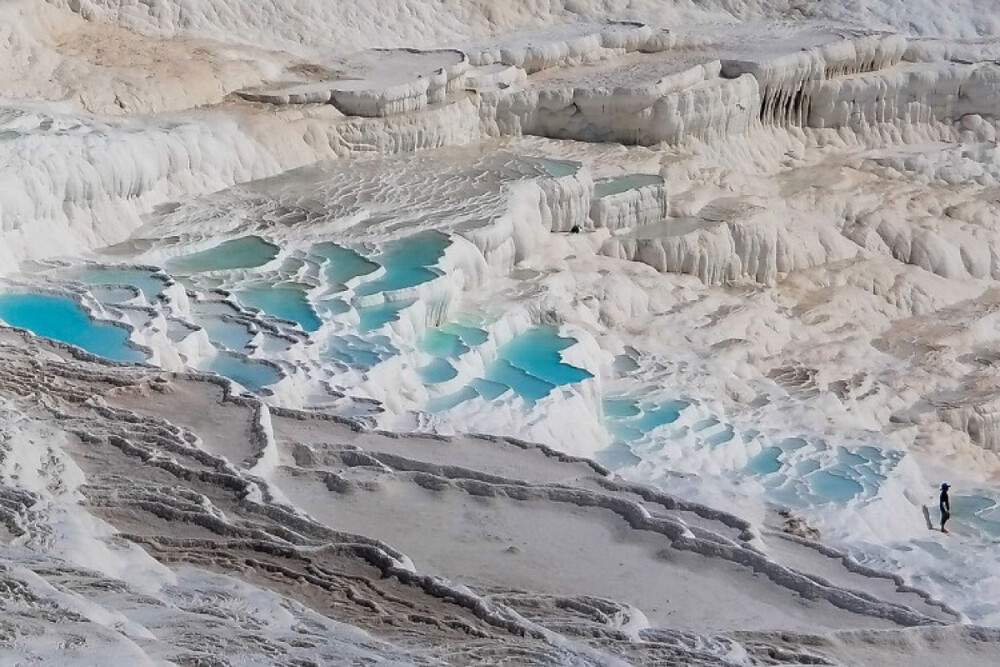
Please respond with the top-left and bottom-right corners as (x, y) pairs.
(939, 483), (951, 533)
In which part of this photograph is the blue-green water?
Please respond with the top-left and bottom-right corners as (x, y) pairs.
(962, 495), (1000, 537)
(420, 322), (489, 358)
(198, 316), (254, 351)
(420, 322), (489, 359)
(634, 401), (687, 433)
(89, 286), (139, 304)
(747, 447), (783, 475)
(593, 174), (664, 198)
(498, 327), (592, 388)
(421, 329), (469, 358)
(312, 242), (380, 287)
(357, 299), (414, 332)
(169, 237), (279, 274)
(796, 459), (821, 475)
(206, 354), (281, 392)
(355, 232), (448, 297)
(705, 423), (735, 447)
(603, 398), (688, 446)
(237, 284), (321, 332)
(69, 267), (168, 300)
(427, 327), (593, 406)
(327, 344), (380, 367)
(420, 358), (458, 384)
(808, 469), (864, 504)
(320, 299), (351, 317)
(608, 422), (644, 443)
(427, 386), (479, 412)
(469, 378), (509, 400)
(595, 442), (642, 468)
(325, 335), (394, 368)
(484, 359), (555, 403)
(780, 437), (809, 451)
(0, 293), (145, 363)
(537, 158), (580, 178)
(448, 323), (489, 347)
(837, 447), (868, 467)
(603, 398), (641, 419)
(754, 439), (902, 507)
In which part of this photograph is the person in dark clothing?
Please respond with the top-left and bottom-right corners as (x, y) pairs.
(939, 483), (951, 533)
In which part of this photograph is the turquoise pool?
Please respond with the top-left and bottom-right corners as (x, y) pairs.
(0, 292), (145, 363)
(428, 326), (592, 410)
(196, 314), (254, 351)
(169, 236), (279, 274)
(593, 174), (664, 198)
(498, 327), (592, 388)
(206, 354), (281, 392)
(808, 469), (864, 504)
(354, 232), (448, 297)
(421, 329), (469, 358)
(420, 322), (489, 358)
(312, 243), (380, 287)
(484, 359), (555, 403)
(420, 358), (458, 384)
(69, 267), (169, 300)
(536, 158), (580, 178)
(237, 284), (322, 332)
(746, 447), (783, 475)
(357, 299), (414, 332)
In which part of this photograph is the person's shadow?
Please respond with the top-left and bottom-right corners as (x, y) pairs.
(922, 505), (935, 530)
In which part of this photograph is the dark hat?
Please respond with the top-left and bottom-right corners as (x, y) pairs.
(941, 483), (950, 489)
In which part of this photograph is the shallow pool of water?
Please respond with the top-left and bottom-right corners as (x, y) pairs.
(421, 329), (469, 358)
(593, 174), (664, 198)
(633, 400), (688, 434)
(427, 385), (479, 412)
(420, 358), (458, 384)
(69, 267), (169, 301)
(746, 447), (783, 475)
(470, 378), (509, 401)
(608, 422), (644, 443)
(312, 242), (380, 287)
(324, 335), (394, 368)
(89, 285), (139, 304)
(0, 292), (144, 363)
(169, 237), (279, 274)
(354, 232), (447, 297)
(808, 469), (864, 504)
(197, 315), (254, 351)
(603, 398), (641, 419)
(498, 327), (592, 388)
(237, 284), (321, 332)
(595, 442), (642, 469)
(536, 158), (580, 178)
(357, 299), (414, 332)
(484, 359), (555, 403)
(206, 354), (281, 392)
(958, 495), (1000, 537)
(447, 323), (489, 347)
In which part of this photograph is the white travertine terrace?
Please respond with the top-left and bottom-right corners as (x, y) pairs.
(238, 49), (469, 116)
(589, 174), (668, 231)
(3, 0), (1000, 663)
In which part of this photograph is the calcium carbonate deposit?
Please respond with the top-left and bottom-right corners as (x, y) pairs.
(3, 1), (1000, 664)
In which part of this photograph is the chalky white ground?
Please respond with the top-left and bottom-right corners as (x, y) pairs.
(2, 0), (1000, 664)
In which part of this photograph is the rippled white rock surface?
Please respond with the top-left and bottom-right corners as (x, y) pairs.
(3, 0), (1000, 664)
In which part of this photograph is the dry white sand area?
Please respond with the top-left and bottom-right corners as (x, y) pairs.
(0, 330), (995, 665)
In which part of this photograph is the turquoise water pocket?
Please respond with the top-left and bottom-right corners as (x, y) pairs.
(0, 292), (144, 363)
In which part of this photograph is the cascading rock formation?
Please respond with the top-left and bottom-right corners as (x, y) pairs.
(2, 0), (1000, 664)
